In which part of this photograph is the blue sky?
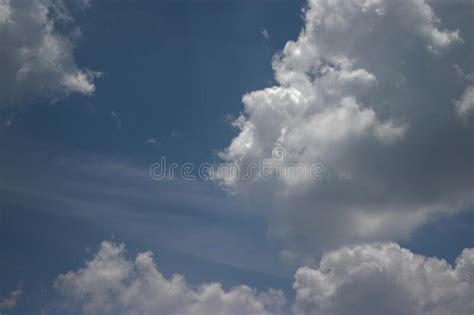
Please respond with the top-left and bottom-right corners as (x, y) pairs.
(1, 1), (306, 312)
(0, 0), (473, 314)
(9, 0), (305, 160)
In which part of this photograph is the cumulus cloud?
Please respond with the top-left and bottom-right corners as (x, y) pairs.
(0, 285), (22, 310)
(55, 241), (286, 315)
(220, 0), (474, 253)
(293, 243), (474, 315)
(56, 242), (473, 315)
(0, 0), (98, 107)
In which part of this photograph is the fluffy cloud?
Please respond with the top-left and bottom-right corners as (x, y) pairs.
(293, 243), (474, 315)
(0, 0), (98, 107)
(0, 285), (22, 310)
(456, 84), (474, 118)
(55, 241), (285, 315)
(220, 0), (474, 253)
(56, 242), (473, 315)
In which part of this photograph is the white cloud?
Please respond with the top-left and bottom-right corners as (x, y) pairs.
(261, 28), (270, 40)
(219, 0), (473, 252)
(0, 0), (98, 107)
(293, 243), (474, 315)
(56, 241), (286, 315)
(455, 84), (474, 118)
(146, 137), (159, 145)
(56, 241), (474, 315)
(0, 285), (22, 310)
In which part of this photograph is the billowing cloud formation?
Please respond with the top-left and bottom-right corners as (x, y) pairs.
(56, 241), (285, 315)
(293, 243), (474, 315)
(0, 0), (97, 107)
(56, 242), (473, 315)
(220, 0), (474, 252)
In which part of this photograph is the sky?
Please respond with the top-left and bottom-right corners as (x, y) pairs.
(0, 0), (473, 314)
